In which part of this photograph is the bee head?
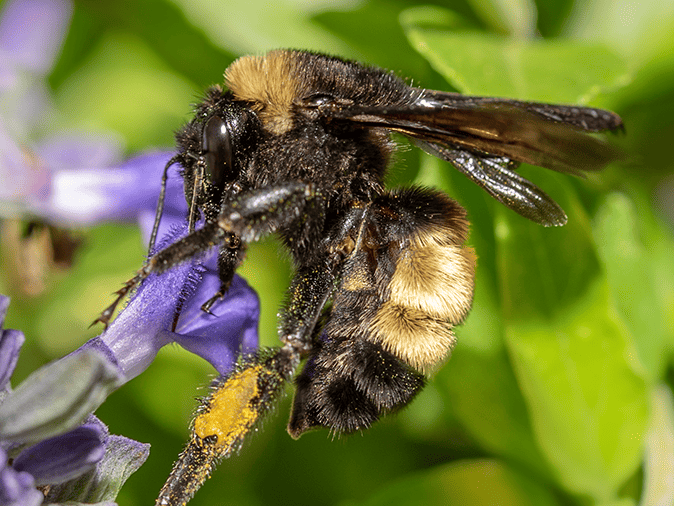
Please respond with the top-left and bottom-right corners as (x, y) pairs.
(200, 99), (262, 191)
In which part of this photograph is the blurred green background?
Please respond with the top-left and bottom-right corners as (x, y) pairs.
(2, 0), (674, 505)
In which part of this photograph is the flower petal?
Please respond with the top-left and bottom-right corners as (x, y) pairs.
(13, 422), (106, 485)
(35, 131), (124, 171)
(0, 448), (43, 506)
(169, 263), (260, 376)
(0, 296), (25, 395)
(0, 0), (73, 75)
(0, 121), (50, 215)
(0, 329), (24, 397)
(92, 219), (259, 378)
(32, 151), (176, 227)
(97, 255), (197, 381)
(45, 434), (149, 503)
(0, 349), (123, 445)
(136, 153), (187, 247)
(0, 293), (9, 328)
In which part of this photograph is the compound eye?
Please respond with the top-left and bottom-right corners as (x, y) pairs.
(202, 115), (233, 190)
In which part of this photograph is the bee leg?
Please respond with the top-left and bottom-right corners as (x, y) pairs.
(279, 261), (338, 353)
(216, 181), (324, 242)
(95, 182), (323, 328)
(276, 203), (368, 354)
(200, 181), (326, 313)
(156, 204), (365, 504)
(157, 259), (339, 506)
(200, 235), (245, 314)
(92, 221), (233, 328)
(156, 347), (289, 506)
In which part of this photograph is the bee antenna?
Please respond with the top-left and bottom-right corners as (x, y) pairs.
(187, 158), (205, 234)
(149, 155), (181, 254)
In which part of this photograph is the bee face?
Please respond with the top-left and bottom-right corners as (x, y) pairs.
(95, 49), (623, 505)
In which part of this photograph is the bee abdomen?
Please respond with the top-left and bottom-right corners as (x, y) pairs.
(287, 334), (425, 438)
(373, 233), (476, 374)
(287, 187), (475, 437)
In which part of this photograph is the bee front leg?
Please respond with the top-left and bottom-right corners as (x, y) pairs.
(92, 221), (233, 328)
(216, 182), (323, 242)
(95, 182), (324, 327)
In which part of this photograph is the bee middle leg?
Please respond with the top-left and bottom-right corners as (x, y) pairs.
(200, 235), (246, 314)
(202, 180), (327, 311)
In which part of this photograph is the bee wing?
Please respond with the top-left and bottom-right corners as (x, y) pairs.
(323, 94), (623, 226)
(416, 89), (624, 133)
(418, 143), (568, 226)
(331, 100), (622, 175)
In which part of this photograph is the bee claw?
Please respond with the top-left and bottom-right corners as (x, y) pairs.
(89, 319), (108, 331)
(90, 304), (116, 329)
(201, 292), (224, 315)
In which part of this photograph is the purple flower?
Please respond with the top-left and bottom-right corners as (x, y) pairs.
(0, 0), (76, 217)
(0, 0), (261, 381)
(80, 225), (260, 381)
(29, 147), (177, 230)
(0, 0), (72, 78)
(0, 295), (150, 505)
(1, 0), (261, 502)
(17, 143), (262, 386)
(0, 0), (72, 135)
(0, 1), (177, 236)
(71, 150), (260, 382)
(0, 0), (136, 229)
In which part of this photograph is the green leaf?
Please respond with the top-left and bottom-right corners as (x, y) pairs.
(400, 5), (629, 102)
(594, 193), (674, 381)
(466, 0), (537, 37)
(348, 459), (560, 506)
(313, 1), (436, 82)
(439, 345), (554, 478)
(497, 171), (601, 320)
(598, 500), (637, 506)
(640, 384), (674, 506)
(496, 181), (648, 498)
(54, 32), (198, 151)
(565, 0), (674, 69)
(504, 280), (647, 499)
(401, 7), (645, 501)
(168, 0), (359, 58)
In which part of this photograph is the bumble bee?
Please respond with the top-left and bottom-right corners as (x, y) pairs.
(95, 50), (623, 505)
